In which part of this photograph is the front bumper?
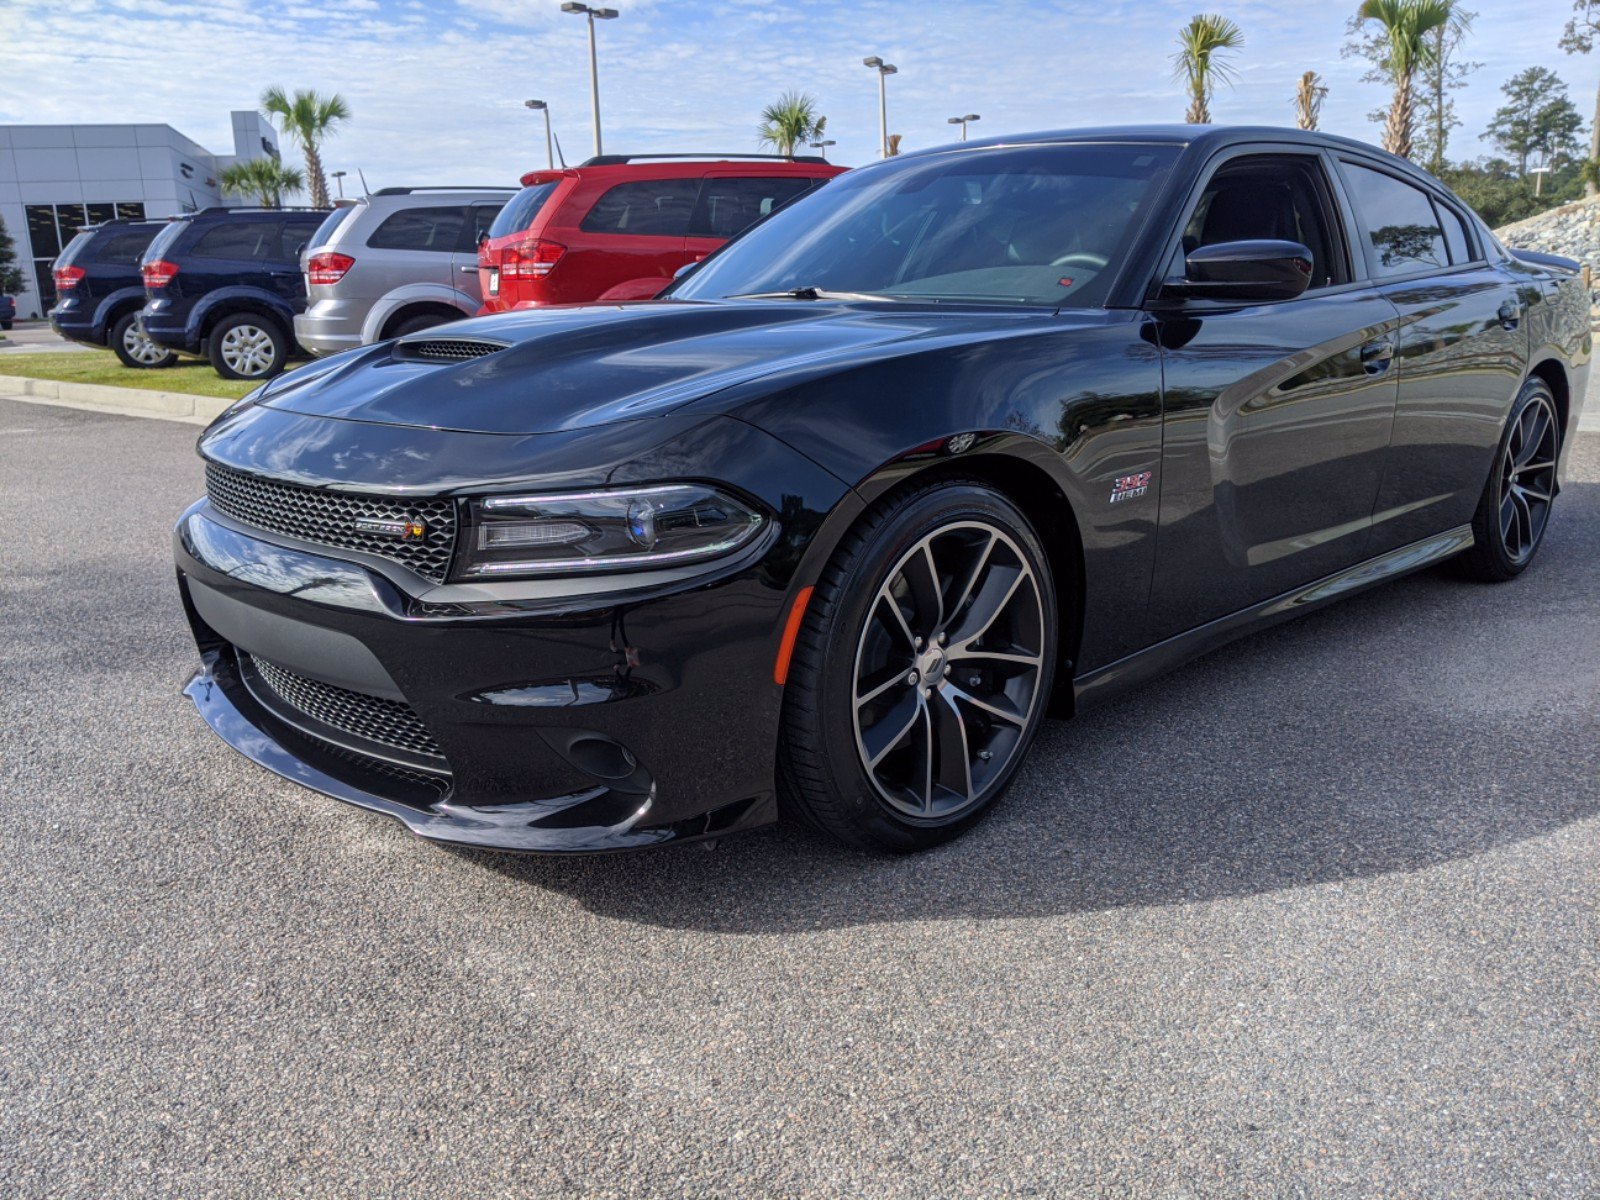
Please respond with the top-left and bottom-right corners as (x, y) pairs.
(175, 503), (794, 853)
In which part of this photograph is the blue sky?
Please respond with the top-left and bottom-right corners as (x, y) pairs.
(0, 0), (1593, 187)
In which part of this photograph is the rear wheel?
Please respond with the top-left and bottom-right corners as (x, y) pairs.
(779, 479), (1058, 852)
(110, 311), (176, 369)
(209, 313), (288, 380)
(1454, 378), (1561, 581)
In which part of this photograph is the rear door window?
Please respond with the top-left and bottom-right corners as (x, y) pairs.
(93, 229), (157, 267)
(282, 216), (325, 260)
(1340, 161), (1448, 277)
(190, 220), (281, 261)
(692, 176), (817, 239)
(461, 202), (505, 251)
(580, 179), (700, 237)
(366, 205), (470, 252)
(488, 182), (560, 239)
(1437, 202), (1476, 265)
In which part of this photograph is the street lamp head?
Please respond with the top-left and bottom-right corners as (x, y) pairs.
(595, 6), (619, 16)
(525, 99), (547, 110)
(964, 114), (980, 122)
(561, 2), (587, 11)
(863, 56), (882, 68)
(882, 64), (898, 75)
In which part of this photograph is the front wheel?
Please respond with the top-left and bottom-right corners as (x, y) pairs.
(111, 312), (176, 369)
(209, 313), (288, 380)
(779, 479), (1058, 852)
(1454, 378), (1562, 581)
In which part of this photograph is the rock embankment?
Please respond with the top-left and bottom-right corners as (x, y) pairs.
(1496, 196), (1600, 276)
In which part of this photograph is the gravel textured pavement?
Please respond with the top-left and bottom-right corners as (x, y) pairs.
(2, 396), (1596, 1198)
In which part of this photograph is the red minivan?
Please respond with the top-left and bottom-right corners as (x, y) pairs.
(477, 154), (845, 311)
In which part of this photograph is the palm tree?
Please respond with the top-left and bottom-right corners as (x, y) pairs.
(757, 91), (826, 158)
(1173, 14), (1244, 124)
(1294, 70), (1329, 130)
(219, 157), (306, 208)
(260, 86), (350, 208)
(1354, 0), (1455, 159)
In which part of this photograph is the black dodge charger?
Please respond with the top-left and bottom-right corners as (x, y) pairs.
(176, 126), (1591, 854)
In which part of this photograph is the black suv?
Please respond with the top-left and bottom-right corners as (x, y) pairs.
(140, 207), (327, 380)
(50, 219), (176, 368)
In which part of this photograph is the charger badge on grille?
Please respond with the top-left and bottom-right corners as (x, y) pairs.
(353, 515), (429, 542)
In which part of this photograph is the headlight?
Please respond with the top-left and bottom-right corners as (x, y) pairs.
(458, 484), (765, 579)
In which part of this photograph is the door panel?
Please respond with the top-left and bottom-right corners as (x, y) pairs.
(1147, 289), (1401, 640)
(1365, 267), (1529, 552)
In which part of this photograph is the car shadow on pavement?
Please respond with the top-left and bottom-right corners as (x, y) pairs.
(454, 481), (1600, 934)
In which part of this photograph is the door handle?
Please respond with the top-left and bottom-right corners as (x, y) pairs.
(1360, 338), (1395, 374)
(1498, 301), (1522, 331)
(459, 265), (480, 274)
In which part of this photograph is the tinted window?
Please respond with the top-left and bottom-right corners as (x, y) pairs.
(367, 205), (469, 252)
(673, 143), (1181, 308)
(580, 179), (700, 237)
(190, 220), (280, 261)
(93, 229), (158, 267)
(54, 230), (94, 269)
(693, 177), (817, 239)
(142, 220), (187, 265)
(488, 182), (560, 239)
(1181, 156), (1345, 289)
(466, 203), (504, 248)
(1438, 202), (1475, 264)
(283, 216), (324, 259)
(309, 204), (356, 249)
(1342, 162), (1447, 277)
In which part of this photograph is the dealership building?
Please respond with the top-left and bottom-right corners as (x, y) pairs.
(0, 111), (280, 319)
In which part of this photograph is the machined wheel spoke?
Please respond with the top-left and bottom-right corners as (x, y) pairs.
(948, 645), (1041, 668)
(1519, 484), (1553, 504)
(943, 532), (996, 633)
(916, 702), (936, 812)
(1499, 492), (1516, 543)
(863, 691), (924, 769)
(1510, 488), (1532, 554)
(856, 667), (913, 709)
(929, 689), (974, 806)
(899, 542), (946, 633)
(945, 683), (1027, 728)
(949, 566), (1026, 648)
(877, 591), (918, 652)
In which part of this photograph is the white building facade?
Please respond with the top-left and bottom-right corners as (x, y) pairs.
(0, 111), (279, 318)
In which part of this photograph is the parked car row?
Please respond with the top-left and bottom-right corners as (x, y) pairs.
(47, 153), (845, 380)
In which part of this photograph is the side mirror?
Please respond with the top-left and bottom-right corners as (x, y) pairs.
(672, 258), (702, 280)
(1163, 239), (1313, 304)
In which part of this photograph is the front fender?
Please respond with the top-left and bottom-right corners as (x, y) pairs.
(360, 284), (476, 345)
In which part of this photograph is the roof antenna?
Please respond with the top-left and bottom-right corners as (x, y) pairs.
(357, 168), (372, 197)
(552, 129), (568, 168)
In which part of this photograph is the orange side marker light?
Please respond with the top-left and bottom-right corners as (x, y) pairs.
(773, 585), (815, 686)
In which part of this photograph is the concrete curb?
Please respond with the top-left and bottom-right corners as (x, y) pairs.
(0, 373), (232, 426)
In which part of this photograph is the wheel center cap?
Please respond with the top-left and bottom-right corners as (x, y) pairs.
(916, 645), (948, 686)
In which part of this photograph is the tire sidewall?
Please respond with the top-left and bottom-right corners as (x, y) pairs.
(209, 313), (287, 380)
(805, 483), (1058, 850)
(110, 311), (174, 369)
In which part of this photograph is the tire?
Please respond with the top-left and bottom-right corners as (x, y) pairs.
(208, 312), (289, 380)
(110, 311), (177, 369)
(1454, 377), (1562, 581)
(390, 312), (457, 338)
(779, 478), (1059, 852)
(1, 321), (12, 332)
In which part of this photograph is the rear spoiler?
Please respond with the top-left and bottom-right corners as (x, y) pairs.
(518, 169), (577, 187)
(1510, 247), (1581, 274)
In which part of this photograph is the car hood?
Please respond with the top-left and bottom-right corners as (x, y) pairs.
(259, 300), (1069, 435)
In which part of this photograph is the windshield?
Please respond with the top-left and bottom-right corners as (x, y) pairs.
(672, 143), (1180, 308)
(488, 181), (561, 239)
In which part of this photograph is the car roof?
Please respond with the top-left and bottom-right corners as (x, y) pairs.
(891, 123), (1437, 185)
(517, 156), (845, 188)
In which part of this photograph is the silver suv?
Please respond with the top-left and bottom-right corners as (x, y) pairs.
(294, 186), (513, 357)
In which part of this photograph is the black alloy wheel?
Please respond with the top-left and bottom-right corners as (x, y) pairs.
(1456, 378), (1561, 581)
(780, 479), (1058, 851)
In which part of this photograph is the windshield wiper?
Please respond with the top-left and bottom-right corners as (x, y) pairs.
(728, 286), (893, 301)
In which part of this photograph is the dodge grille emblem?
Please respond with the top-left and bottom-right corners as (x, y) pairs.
(354, 515), (429, 541)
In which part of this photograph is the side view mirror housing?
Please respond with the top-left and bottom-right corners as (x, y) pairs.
(1160, 239), (1314, 304)
(672, 257), (704, 281)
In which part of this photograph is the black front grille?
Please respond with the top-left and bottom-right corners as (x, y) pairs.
(393, 338), (506, 363)
(206, 463), (457, 583)
(249, 655), (445, 762)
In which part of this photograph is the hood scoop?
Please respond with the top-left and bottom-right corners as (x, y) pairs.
(392, 337), (509, 364)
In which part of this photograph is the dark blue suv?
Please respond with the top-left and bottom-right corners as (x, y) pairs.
(50, 219), (176, 368)
(140, 207), (326, 380)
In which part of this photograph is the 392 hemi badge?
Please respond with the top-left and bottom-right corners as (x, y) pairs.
(353, 515), (429, 541)
(1109, 471), (1153, 504)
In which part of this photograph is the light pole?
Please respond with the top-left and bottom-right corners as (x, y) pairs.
(525, 99), (554, 169)
(863, 56), (898, 159)
(810, 138), (837, 162)
(330, 170), (346, 199)
(947, 113), (980, 142)
(562, 3), (619, 159)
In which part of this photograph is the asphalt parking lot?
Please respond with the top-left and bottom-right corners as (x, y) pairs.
(2, 395), (1597, 1198)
